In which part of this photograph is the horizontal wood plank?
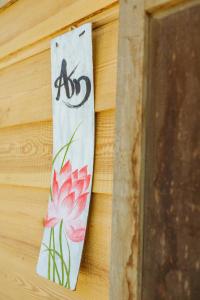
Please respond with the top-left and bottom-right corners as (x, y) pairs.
(145, 0), (188, 12)
(0, 0), (77, 46)
(0, 1), (117, 298)
(0, 110), (115, 194)
(0, 184), (112, 300)
(0, 0), (16, 10)
(0, 21), (117, 129)
(0, 0), (118, 61)
(0, 4), (119, 71)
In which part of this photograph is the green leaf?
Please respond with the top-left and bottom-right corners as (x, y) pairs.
(43, 242), (62, 285)
(60, 122), (81, 171)
(43, 242), (69, 287)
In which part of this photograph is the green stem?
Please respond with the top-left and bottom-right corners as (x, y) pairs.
(52, 140), (76, 167)
(52, 228), (56, 282)
(60, 123), (81, 171)
(50, 186), (53, 201)
(48, 188), (56, 282)
(43, 243), (69, 286)
(59, 220), (64, 285)
(43, 243), (62, 285)
(48, 228), (52, 280)
(65, 239), (71, 288)
(48, 186), (53, 281)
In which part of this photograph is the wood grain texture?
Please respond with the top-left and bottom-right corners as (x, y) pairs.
(145, 0), (192, 14)
(0, 0), (16, 10)
(145, 0), (189, 12)
(0, 21), (117, 128)
(0, 184), (112, 300)
(0, 0), (118, 298)
(142, 4), (200, 300)
(0, 0), (74, 45)
(0, 5), (119, 71)
(0, 0), (118, 61)
(110, 0), (145, 299)
(0, 110), (114, 194)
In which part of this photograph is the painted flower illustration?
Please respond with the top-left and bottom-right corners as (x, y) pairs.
(40, 124), (92, 289)
(44, 160), (91, 242)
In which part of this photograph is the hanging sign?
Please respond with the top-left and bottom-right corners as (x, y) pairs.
(36, 23), (94, 290)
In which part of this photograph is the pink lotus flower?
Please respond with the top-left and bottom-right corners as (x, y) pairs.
(44, 160), (91, 242)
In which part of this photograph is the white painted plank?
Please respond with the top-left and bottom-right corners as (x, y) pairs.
(37, 23), (95, 291)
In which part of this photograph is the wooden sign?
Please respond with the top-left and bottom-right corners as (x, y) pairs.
(36, 23), (94, 290)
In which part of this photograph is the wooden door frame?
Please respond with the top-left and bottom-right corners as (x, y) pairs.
(110, 0), (193, 299)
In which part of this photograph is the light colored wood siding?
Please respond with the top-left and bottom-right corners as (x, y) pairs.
(0, 0), (118, 299)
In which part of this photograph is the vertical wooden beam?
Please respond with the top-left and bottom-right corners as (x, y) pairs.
(110, 0), (146, 299)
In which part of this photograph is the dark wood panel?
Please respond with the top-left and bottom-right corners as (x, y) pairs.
(143, 4), (200, 300)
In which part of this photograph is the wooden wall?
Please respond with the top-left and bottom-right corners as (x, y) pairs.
(0, 1), (119, 299)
